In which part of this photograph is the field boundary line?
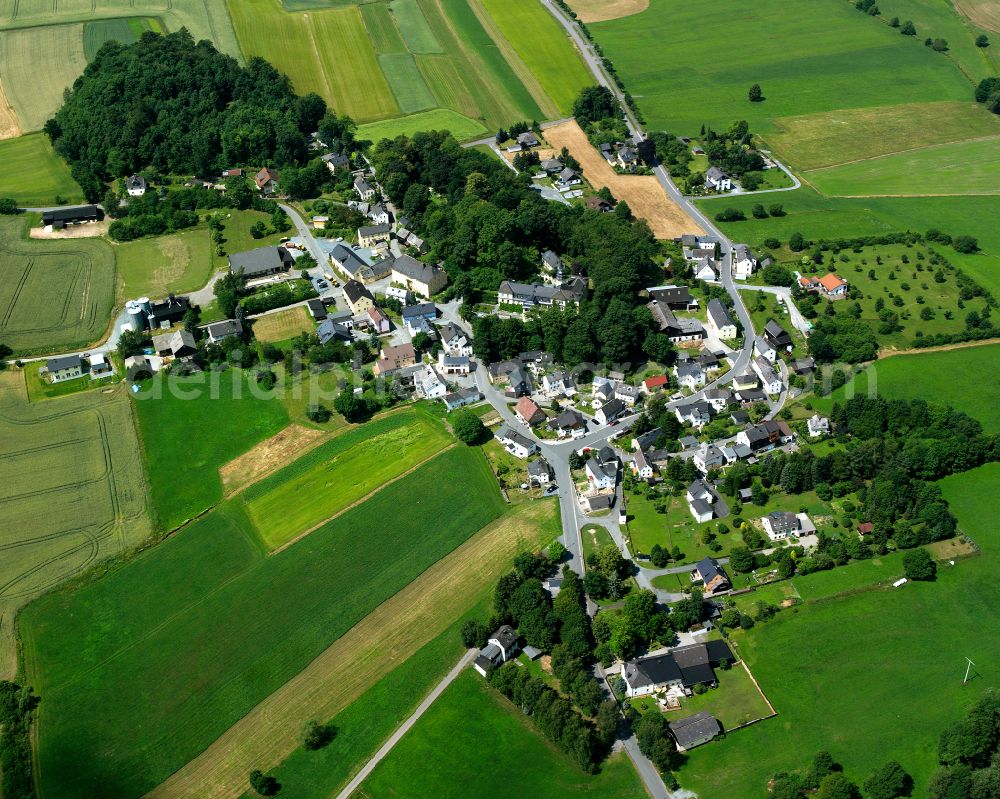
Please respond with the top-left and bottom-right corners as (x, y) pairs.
(267, 442), (458, 555)
(221, 424), (336, 498)
(879, 336), (1000, 359)
(796, 132), (1000, 173)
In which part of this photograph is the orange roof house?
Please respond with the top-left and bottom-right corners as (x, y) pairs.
(515, 396), (545, 426)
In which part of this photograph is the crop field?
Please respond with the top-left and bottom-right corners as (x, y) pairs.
(809, 342), (1000, 433)
(804, 135), (1000, 197)
(358, 670), (647, 798)
(0, 372), (150, 678)
(378, 51), (436, 113)
(114, 226), (213, 299)
(545, 119), (701, 239)
(358, 106), (486, 142)
(391, 0), (442, 52)
(476, 0), (590, 114)
(249, 304), (314, 342)
(955, 0), (1000, 33)
(22, 445), (505, 799)
(83, 17), (159, 59)
(765, 101), (1000, 172)
(675, 462), (1000, 797)
(361, 2), (407, 52)
(150, 500), (558, 799)
(133, 369), (290, 530)
(0, 216), (114, 355)
(0, 133), (83, 204)
(590, 0), (973, 136)
(567, 0), (648, 23)
(242, 409), (454, 549)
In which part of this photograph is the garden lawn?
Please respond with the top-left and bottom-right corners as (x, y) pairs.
(674, 463), (1000, 797)
(242, 409), (454, 549)
(808, 342), (1000, 434)
(114, 226), (214, 298)
(250, 305), (314, 342)
(359, 670), (648, 798)
(626, 490), (741, 563)
(22, 446), (506, 799)
(677, 662), (772, 729)
(214, 209), (287, 269)
(133, 369), (290, 530)
(0, 134), (83, 205)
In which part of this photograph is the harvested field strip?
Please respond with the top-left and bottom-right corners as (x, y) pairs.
(378, 51), (436, 113)
(220, 423), (327, 495)
(567, 0), (648, 23)
(544, 119), (702, 238)
(242, 410), (453, 549)
(145, 500), (559, 799)
(0, 77), (20, 140)
(25, 447), (505, 799)
(360, 0), (407, 53)
(954, 0), (1000, 33)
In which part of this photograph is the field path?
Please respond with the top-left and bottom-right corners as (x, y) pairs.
(333, 649), (476, 799)
(878, 335), (1000, 358)
(144, 503), (555, 799)
(543, 119), (702, 238)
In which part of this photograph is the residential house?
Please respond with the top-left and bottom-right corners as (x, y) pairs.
(585, 458), (617, 490)
(306, 298), (328, 320)
(330, 243), (370, 282)
(520, 351), (554, 371)
(675, 401), (713, 430)
(631, 449), (655, 480)
(594, 397), (626, 425)
(807, 414), (830, 437)
(343, 280), (375, 315)
(693, 444), (725, 474)
(495, 425), (537, 459)
(354, 176), (376, 201)
(763, 319), (793, 351)
(542, 371), (576, 398)
(706, 299), (737, 340)
(704, 166), (732, 192)
(125, 174), (146, 197)
(254, 168), (279, 194)
(228, 246), (293, 278)
(437, 352), (470, 375)
(321, 152), (350, 173)
(443, 386), (482, 412)
(317, 318), (353, 344)
(582, 493), (614, 514)
(732, 371), (759, 391)
(45, 354), (84, 382)
(401, 302), (437, 334)
(88, 353), (112, 377)
(799, 272), (849, 298)
(762, 511), (800, 541)
(473, 625), (520, 677)
(592, 378), (614, 407)
(439, 323), (473, 356)
(585, 196), (612, 212)
(205, 319), (243, 344)
(391, 255), (447, 298)
(793, 357), (815, 375)
(514, 396), (545, 425)
(416, 365), (447, 399)
(703, 388), (732, 412)
(373, 342), (416, 376)
(649, 302), (705, 343)
(754, 336), (777, 363)
(145, 294), (193, 329)
(528, 457), (553, 486)
(367, 305), (391, 334)
(693, 258), (721, 284)
(736, 419), (794, 452)
(670, 713), (722, 751)
(498, 278), (587, 310)
(489, 359), (531, 397)
(516, 130), (539, 149)
(691, 556), (731, 595)
(616, 144), (638, 171)
(548, 409), (587, 438)
(731, 244), (757, 279)
(42, 205), (103, 229)
(368, 202), (392, 225)
(632, 428), (662, 452)
(615, 383), (641, 407)
(622, 640), (735, 698)
(642, 375), (669, 395)
(857, 522), (874, 540)
(556, 167), (580, 188)
(151, 329), (196, 359)
(541, 250), (563, 275)
(675, 362), (706, 391)
(649, 285), (698, 310)
(357, 223), (391, 248)
(540, 158), (563, 174)
(752, 356), (783, 395)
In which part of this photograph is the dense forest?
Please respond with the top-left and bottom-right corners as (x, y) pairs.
(45, 30), (332, 201)
(370, 130), (671, 367)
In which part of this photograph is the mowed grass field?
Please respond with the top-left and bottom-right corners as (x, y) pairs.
(22, 445), (505, 799)
(249, 304), (314, 342)
(357, 107), (487, 142)
(0, 134), (83, 205)
(0, 216), (115, 354)
(359, 670), (647, 798)
(675, 462), (1000, 797)
(0, 372), (150, 678)
(808, 342), (1000, 433)
(114, 225), (213, 299)
(242, 409), (454, 549)
(83, 17), (159, 59)
(805, 135), (1000, 197)
(133, 369), (290, 530)
(151, 500), (559, 799)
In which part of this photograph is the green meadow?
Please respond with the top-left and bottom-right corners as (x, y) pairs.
(0, 134), (83, 205)
(358, 107), (487, 142)
(22, 446), (506, 799)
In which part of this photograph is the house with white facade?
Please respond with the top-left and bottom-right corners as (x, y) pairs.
(807, 414), (830, 437)
(706, 299), (737, 340)
(752, 356), (783, 395)
(732, 245), (757, 279)
(495, 425), (537, 459)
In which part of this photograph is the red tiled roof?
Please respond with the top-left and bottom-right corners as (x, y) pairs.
(643, 375), (669, 388)
(819, 273), (846, 292)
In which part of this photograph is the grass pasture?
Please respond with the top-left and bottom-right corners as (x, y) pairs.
(249, 304), (314, 342)
(804, 135), (1000, 197)
(114, 225), (213, 298)
(82, 17), (156, 59)
(152, 500), (559, 799)
(0, 24), (88, 131)
(241, 409), (454, 549)
(0, 134), (83, 205)
(0, 216), (114, 354)
(675, 662), (773, 729)
(390, 0), (443, 52)
(0, 372), (150, 678)
(133, 369), (290, 530)
(378, 51), (437, 112)
(357, 106), (487, 142)
(359, 669), (647, 798)
(361, 1), (407, 53)
(23, 446), (505, 799)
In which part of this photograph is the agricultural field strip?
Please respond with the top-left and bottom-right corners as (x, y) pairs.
(144, 503), (555, 798)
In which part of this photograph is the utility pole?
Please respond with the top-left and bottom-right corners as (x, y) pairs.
(963, 657), (976, 684)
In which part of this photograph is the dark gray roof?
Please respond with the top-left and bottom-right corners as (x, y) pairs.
(228, 246), (290, 277)
(707, 298), (734, 329)
(650, 285), (692, 306)
(392, 255), (441, 284)
(695, 557), (723, 582)
(669, 712), (720, 749)
(624, 654), (682, 690)
(317, 319), (352, 344)
(46, 354), (82, 371)
(490, 625), (518, 650)
(689, 498), (714, 518)
(205, 319), (243, 339)
(358, 223), (390, 237)
(599, 398), (625, 418)
(528, 458), (551, 477)
(549, 409), (586, 430)
(43, 205), (101, 224)
(343, 279), (373, 304)
(764, 319), (791, 343)
(401, 302), (436, 320)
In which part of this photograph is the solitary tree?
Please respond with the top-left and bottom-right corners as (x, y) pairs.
(301, 720), (335, 750)
(901, 20), (916, 34)
(249, 770), (280, 796)
(451, 410), (489, 445)
(976, 34), (989, 47)
(863, 761), (913, 799)
(748, 83), (763, 102)
(903, 548), (936, 581)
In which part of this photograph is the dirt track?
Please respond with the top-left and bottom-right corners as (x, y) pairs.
(220, 423), (327, 496)
(544, 119), (702, 239)
(144, 503), (555, 799)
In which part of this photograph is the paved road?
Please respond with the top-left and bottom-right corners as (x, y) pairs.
(688, 153), (801, 199)
(333, 649), (477, 799)
(738, 284), (811, 335)
(279, 203), (328, 267)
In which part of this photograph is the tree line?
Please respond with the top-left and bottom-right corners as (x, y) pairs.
(0, 680), (39, 799)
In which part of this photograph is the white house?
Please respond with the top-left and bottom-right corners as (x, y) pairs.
(675, 362), (706, 391)
(126, 174), (146, 197)
(528, 457), (553, 486)
(495, 425), (537, 459)
(586, 458), (617, 490)
(391, 255), (447, 298)
(704, 166), (732, 192)
(693, 258), (720, 284)
(752, 356), (783, 395)
(754, 337), (777, 363)
(675, 401), (713, 430)
(438, 323), (473, 357)
(542, 371), (576, 398)
(732, 245), (757, 280)
(416, 365), (447, 399)
(615, 383), (641, 407)
(631, 449), (655, 480)
(473, 625), (520, 676)
(762, 511), (800, 541)
(807, 414), (831, 437)
(706, 299), (737, 340)
(594, 398), (626, 425)
(693, 443), (725, 474)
